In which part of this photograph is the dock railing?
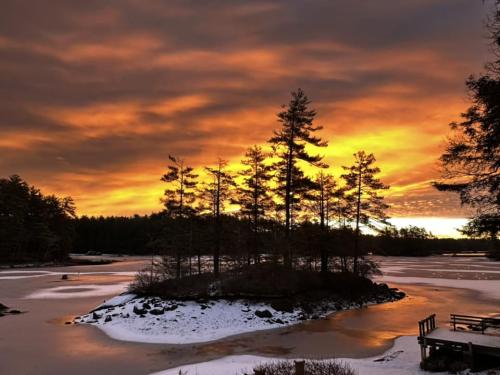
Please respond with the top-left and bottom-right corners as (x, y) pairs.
(418, 314), (436, 337)
(450, 314), (500, 334)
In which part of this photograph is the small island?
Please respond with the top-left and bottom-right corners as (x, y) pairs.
(76, 263), (404, 344)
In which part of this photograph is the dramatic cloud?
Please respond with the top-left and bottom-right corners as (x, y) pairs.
(0, 0), (492, 219)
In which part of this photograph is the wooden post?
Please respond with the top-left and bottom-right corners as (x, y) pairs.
(465, 342), (475, 372)
(420, 337), (427, 363)
(294, 360), (305, 375)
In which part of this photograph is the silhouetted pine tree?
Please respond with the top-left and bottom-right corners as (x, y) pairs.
(269, 89), (327, 267)
(160, 155), (198, 278)
(309, 171), (336, 273)
(342, 151), (389, 274)
(237, 145), (273, 264)
(200, 159), (235, 275)
(161, 155), (198, 218)
(434, 1), (500, 257)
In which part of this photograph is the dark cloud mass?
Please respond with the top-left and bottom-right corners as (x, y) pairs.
(0, 0), (492, 221)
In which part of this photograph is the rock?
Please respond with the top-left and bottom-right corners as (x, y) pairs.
(255, 309), (273, 318)
(61, 274), (68, 280)
(104, 315), (112, 322)
(65, 321), (72, 325)
(133, 305), (146, 315)
(9, 309), (21, 314)
(149, 308), (164, 315)
(200, 305), (208, 310)
(274, 318), (284, 324)
(271, 300), (295, 313)
(142, 303), (151, 310)
(165, 304), (178, 311)
(0, 303), (8, 312)
(92, 311), (102, 320)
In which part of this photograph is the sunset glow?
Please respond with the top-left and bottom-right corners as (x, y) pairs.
(0, 1), (490, 233)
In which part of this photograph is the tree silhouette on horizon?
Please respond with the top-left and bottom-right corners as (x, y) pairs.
(342, 151), (389, 274)
(434, 0), (500, 256)
(269, 88), (328, 267)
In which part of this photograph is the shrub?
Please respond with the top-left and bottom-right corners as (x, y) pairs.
(253, 360), (357, 375)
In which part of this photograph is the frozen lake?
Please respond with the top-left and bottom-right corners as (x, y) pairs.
(1, 255), (499, 374)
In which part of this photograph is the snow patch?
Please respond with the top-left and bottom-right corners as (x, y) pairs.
(75, 296), (376, 345)
(151, 336), (488, 375)
(93, 293), (137, 310)
(77, 299), (314, 344)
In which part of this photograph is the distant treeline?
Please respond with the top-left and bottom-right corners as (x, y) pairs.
(0, 175), (75, 263)
(1, 175), (495, 265)
(73, 214), (496, 258)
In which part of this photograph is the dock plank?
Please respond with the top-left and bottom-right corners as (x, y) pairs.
(427, 328), (500, 349)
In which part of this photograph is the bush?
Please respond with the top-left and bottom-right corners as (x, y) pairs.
(253, 360), (356, 375)
(130, 262), (391, 302)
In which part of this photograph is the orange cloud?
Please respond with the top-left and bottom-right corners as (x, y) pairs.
(0, 0), (488, 223)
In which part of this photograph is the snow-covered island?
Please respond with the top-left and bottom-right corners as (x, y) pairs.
(75, 283), (404, 344)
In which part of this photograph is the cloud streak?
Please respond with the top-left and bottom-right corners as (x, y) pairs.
(0, 0), (491, 217)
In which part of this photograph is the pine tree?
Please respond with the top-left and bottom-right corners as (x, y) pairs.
(310, 171), (337, 273)
(269, 88), (327, 266)
(434, 1), (500, 251)
(161, 155), (198, 218)
(160, 155), (198, 278)
(237, 145), (273, 264)
(201, 158), (235, 275)
(342, 151), (389, 274)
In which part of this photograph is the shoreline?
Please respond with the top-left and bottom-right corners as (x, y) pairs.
(75, 283), (405, 345)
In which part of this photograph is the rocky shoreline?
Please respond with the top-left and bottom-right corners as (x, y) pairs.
(74, 284), (404, 344)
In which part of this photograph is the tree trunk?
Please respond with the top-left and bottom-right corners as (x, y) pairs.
(354, 165), (362, 275)
(214, 169), (221, 276)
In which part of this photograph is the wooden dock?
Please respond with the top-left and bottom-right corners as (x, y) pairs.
(418, 314), (500, 371)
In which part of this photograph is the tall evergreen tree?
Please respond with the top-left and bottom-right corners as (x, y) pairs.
(342, 151), (389, 274)
(237, 145), (273, 264)
(161, 155), (198, 218)
(201, 159), (235, 275)
(269, 89), (327, 266)
(434, 1), (500, 253)
(160, 155), (198, 278)
(307, 171), (344, 273)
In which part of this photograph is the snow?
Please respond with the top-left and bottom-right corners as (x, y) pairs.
(24, 282), (130, 299)
(150, 335), (489, 375)
(77, 298), (319, 344)
(427, 328), (500, 348)
(94, 293), (137, 309)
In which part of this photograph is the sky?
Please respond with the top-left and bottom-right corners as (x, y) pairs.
(0, 1), (494, 237)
